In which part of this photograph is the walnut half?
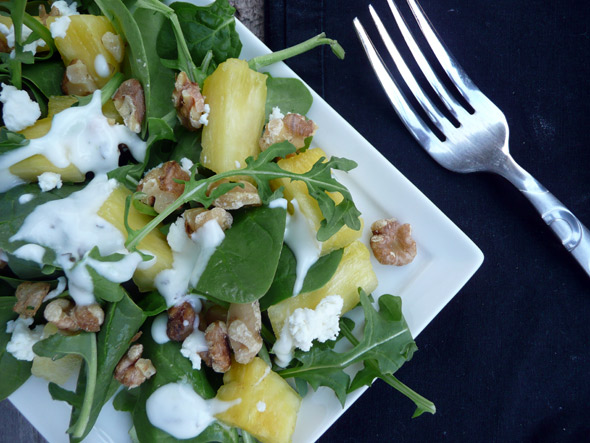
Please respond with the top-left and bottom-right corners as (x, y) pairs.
(13, 281), (51, 318)
(113, 79), (145, 133)
(44, 299), (105, 332)
(166, 301), (196, 342)
(370, 218), (417, 266)
(137, 161), (190, 214)
(198, 321), (231, 373)
(208, 179), (262, 211)
(259, 112), (318, 152)
(227, 301), (262, 364)
(62, 59), (97, 96)
(114, 344), (156, 388)
(172, 71), (207, 131)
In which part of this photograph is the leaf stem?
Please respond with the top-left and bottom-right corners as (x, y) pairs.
(248, 33), (345, 71)
(72, 333), (98, 438)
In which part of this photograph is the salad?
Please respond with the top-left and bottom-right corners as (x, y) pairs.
(0, 0), (435, 441)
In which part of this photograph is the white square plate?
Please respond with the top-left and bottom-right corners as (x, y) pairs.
(9, 20), (483, 443)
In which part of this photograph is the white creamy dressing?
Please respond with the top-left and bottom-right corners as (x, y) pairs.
(155, 217), (225, 307)
(46, 276), (67, 301)
(180, 325), (208, 370)
(273, 294), (344, 367)
(18, 193), (34, 204)
(151, 313), (170, 344)
(0, 90), (147, 192)
(9, 175), (142, 305)
(282, 199), (322, 296)
(256, 401), (267, 413)
(146, 382), (240, 439)
(94, 54), (110, 78)
(12, 244), (46, 264)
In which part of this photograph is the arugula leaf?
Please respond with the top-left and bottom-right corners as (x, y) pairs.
(125, 141), (361, 251)
(0, 296), (32, 400)
(197, 205), (287, 303)
(249, 32), (345, 71)
(265, 76), (313, 119)
(0, 128), (29, 154)
(277, 291), (426, 409)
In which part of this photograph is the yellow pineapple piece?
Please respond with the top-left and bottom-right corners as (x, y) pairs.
(31, 324), (82, 385)
(268, 240), (378, 336)
(47, 15), (122, 87)
(215, 357), (301, 443)
(201, 58), (267, 173)
(272, 148), (363, 254)
(11, 96), (121, 183)
(97, 185), (173, 291)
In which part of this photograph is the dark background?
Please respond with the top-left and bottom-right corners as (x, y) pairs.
(266, 1), (590, 442)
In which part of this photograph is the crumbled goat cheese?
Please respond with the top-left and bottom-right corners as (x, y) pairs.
(180, 327), (208, 370)
(269, 106), (284, 121)
(0, 83), (41, 131)
(52, 0), (80, 16)
(48, 2), (78, 39)
(198, 103), (210, 126)
(38, 172), (63, 192)
(273, 295), (344, 367)
(0, 23), (45, 58)
(6, 317), (44, 361)
(180, 157), (194, 173)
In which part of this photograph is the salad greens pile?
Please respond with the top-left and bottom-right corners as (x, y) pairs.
(0, 0), (434, 441)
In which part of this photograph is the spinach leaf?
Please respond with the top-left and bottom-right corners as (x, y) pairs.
(21, 59), (64, 98)
(136, 291), (167, 317)
(0, 128), (28, 155)
(157, 0), (241, 73)
(265, 76), (313, 119)
(278, 291), (426, 409)
(0, 296), (32, 400)
(132, 336), (239, 442)
(35, 292), (145, 441)
(260, 246), (343, 310)
(33, 332), (98, 438)
(197, 205), (287, 303)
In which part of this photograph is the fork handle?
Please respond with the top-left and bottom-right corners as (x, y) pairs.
(498, 156), (590, 277)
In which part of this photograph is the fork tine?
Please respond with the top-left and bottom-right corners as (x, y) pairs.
(353, 17), (445, 151)
(368, 5), (455, 135)
(404, 0), (481, 107)
(385, 0), (468, 120)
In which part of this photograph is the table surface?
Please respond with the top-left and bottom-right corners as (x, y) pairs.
(3, 1), (590, 442)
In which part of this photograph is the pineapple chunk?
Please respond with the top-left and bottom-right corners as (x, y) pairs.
(11, 96), (121, 183)
(97, 185), (173, 291)
(47, 15), (122, 87)
(272, 148), (363, 254)
(215, 357), (301, 443)
(268, 240), (378, 336)
(201, 58), (267, 173)
(31, 324), (81, 385)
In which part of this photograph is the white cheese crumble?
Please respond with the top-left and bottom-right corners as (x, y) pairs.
(0, 83), (41, 131)
(273, 295), (344, 367)
(48, 0), (80, 38)
(179, 157), (194, 173)
(198, 103), (210, 126)
(269, 106), (284, 121)
(6, 317), (44, 361)
(180, 327), (208, 370)
(0, 23), (45, 58)
(146, 383), (240, 440)
(37, 172), (63, 192)
(94, 54), (110, 78)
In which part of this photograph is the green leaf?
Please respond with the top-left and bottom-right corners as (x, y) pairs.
(136, 291), (167, 317)
(300, 248), (343, 294)
(0, 128), (29, 154)
(259, 244), (297, 311)
(265, 76), (313, 119)
(21, 59), (64, 98)
(197, 205), (287, 303)
(113, 387), (140, 412)
(0, 297), (32, 400)
(33, 332), (98, 438)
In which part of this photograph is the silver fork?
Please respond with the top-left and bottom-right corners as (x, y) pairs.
(353, 0), (590, 277)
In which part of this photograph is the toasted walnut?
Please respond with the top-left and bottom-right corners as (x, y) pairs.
(101, 31), (124, 63)
(207, 179), (262, 211)
(62, 59), (98, 96)
(137, 161), (190, 213)
(172, 71), (207, 130)
(259, 113), (318, 152)
(370, 218), (417, 266)
(44, 299), (105, 332)
(113, 79), (145, 133)
(44, 299), (79, 332)
(166, 301), (196, 342)
(227, 301), (262, 364)
(13, 281), (51, 318)
(73, 304), (105, 332)
(114, 344), (156, 388)
(198, 321), (231, 373)
(184, 207), (233, 236)
(38, 4), (60, 25)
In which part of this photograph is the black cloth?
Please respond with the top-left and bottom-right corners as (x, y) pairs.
(265, 1), (590, 442)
